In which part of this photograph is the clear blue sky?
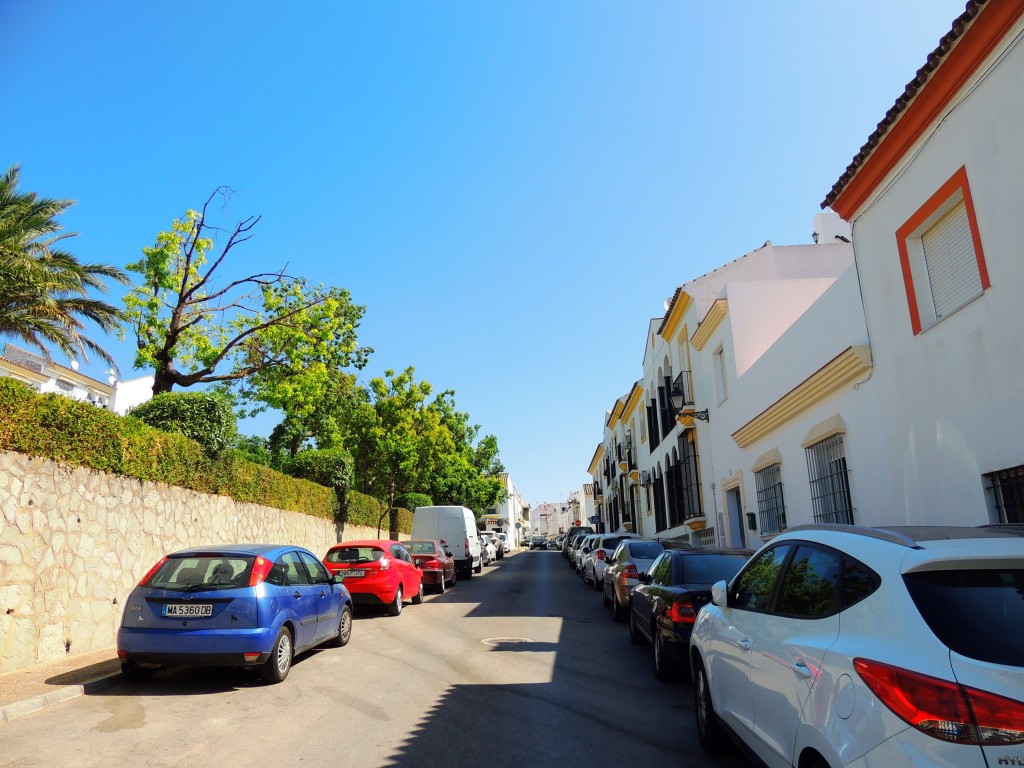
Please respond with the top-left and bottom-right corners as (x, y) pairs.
(2, 1), (966, 507)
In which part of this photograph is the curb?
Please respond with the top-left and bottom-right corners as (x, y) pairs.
(0, 672), (120, 725)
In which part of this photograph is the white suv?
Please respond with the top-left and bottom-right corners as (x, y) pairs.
(689, 524), (1024, 768)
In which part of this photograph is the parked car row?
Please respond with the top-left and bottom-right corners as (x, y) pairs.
(116, 508), (515, 687)
(564, 523), (1024, 768)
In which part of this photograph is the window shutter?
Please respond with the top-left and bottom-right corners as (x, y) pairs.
(922, 200), (982, 319)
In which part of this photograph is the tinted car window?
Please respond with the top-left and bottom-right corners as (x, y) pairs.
(650, 553), (672, 585)
(325, 547), (384, 564)
(775, 545), (841, 618)
(145, 555), (253, 591)
(281, 551), (312, 585)
(627, 542), (664, 559)
(675, 554), (750, 586)
(732, 544), (792, 610)
(842, 556), (879, 608)
(299, 551), (331, 584)
(405, 541), (436, 555)
(904, 568), (1024, 666)
(602, 536), (625, 551)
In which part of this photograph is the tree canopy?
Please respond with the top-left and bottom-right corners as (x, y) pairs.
(124, 188), (370, 395)
(0, 165), (128, 367)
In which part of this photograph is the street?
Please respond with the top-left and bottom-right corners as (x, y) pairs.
(0, 549), (748, 768)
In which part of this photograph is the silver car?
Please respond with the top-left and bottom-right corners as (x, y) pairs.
(581, 533), (637, 590)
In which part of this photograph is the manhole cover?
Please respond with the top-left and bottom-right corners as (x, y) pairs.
(481, 637), (532, 646)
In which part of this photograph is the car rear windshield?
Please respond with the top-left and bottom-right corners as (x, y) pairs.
(403, 541), (437, 555)
(146, 555), (254, 591)
(602, 537), (626, 550)
(325, 547), (385, 564)
(904, 568), (1024, 666)
(675, 554), (749, 585)
(628, 542), (664, 559)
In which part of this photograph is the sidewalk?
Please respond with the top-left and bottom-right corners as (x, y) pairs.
(0, 648), (121, 724)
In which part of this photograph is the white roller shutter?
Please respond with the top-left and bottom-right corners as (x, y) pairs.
(921, 199), (983, 319)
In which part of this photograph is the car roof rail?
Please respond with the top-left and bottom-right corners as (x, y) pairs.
(783, 523), (923, 548)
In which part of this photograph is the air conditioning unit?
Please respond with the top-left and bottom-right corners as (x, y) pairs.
(640, 470), (651, 486)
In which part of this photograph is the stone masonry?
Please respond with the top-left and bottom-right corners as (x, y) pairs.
(0, 450), (381, 676)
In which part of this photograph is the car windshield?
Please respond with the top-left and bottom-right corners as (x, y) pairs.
(627, 542), (664, 559)
(325, 547), (384, 564)
(403, 542), (437, 555)
(676, 554), (750, 585)
(904, 567), (1024, 666)
(146, 555), (254, 591)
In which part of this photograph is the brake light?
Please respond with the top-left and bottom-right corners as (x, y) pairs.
(138, 556), (167, 586)
(379, 557), (391, 570)
(243, 652), (262, 662)
(667, 600), (697, 624)
(248, 556), (274, 587)
(596, 550), (606, 561)
(854, 658), (1024, 745)
(622, 564), (639, 581)
(464, 537), (470, 554)
(420, 558), (440, 569)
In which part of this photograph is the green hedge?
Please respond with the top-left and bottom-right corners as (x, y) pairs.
(0, 378), (411, 532)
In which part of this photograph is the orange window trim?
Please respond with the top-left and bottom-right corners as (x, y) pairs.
(895, 165), (990, 335)
(833, 0), (1024, 220)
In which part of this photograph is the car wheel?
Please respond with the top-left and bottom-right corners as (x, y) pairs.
(474, 558), (482, 573)
(330, 604), (353, 648)
(602, 583), (612, 607)
(120, 661), (154, 682)
(464, 564), (472, 580)
(628, 605), (644, 645)
(612, 593), (627, 622)
(654, 632), (678, 681)
(412, 580), (424, 605)
(592, 571), (602, 591)
(437, 573), (447, 594)
(387, 585), (404, 616)
(694, 659), (728, 753)
(261, 627), (293, 684)
(450, 568), (457, 587)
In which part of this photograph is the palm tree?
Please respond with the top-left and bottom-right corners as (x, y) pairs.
(0, 165), (129, 369)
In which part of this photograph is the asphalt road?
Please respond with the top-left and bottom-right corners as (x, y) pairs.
(0, 549), (749, 768)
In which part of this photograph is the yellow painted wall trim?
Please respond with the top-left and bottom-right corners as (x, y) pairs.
(752, 447), (783, 473)
(731, 345), (872, 448)
(658, 291), (691, 342)
(621, 382), (644, 422)
(691, 299), (728, 351)
(588, 444), (605, 474)
(801, 414), (847, 449)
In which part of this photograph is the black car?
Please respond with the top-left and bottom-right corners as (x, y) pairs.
(529, 535), (547, 550)
(561, 526), (594, 559)
(628, 547), (752, 680)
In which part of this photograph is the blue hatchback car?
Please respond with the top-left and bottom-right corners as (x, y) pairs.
(117, 544), (352, 684)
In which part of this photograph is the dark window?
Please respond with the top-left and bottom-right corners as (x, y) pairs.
(775, 545), (841, 618)
(266, 562), (287, 587)
(299, 551), (330, 584)
(627, 542), (665, 560)
(675, 553), (750, 586)
(281, 551), (312, 585)
(986, 465), (1024, 524)
(731, 544), (792, 611)
(805, 433), (855, 525)
(904, 568), (1024, 666)
(755, 463), (787, 534)
(841, 556), (879, 608)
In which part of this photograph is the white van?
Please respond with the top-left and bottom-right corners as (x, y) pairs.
(411, 506), (483, 579)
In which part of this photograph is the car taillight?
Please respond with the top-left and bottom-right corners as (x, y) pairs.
(464, 537), (469, 554)
(248, 556), (274, 587)
(596, 550), (606, 561)
(667, 600), (697, 625)
(420, 558), (440, 569)
(622, 564), (639, 581)
(138, 556), (167, 586)
(854, 658), (1024, 745)
(379, 557), (390, 570)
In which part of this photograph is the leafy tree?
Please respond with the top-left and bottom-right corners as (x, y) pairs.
(123, 187), (370, 395)
(0, 165), (128, 367)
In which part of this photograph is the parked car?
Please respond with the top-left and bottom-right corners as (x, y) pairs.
(530, 535), (547, 550)
(411, 505), (482, 578)
(581, 533), (636, 589)
(562, 526), (595, 559)
(555, 534), (566, 550)
(566, 532), (593, 568)
(496, 532), (511, 555)
(629, 547), (751, 680)
(323, 540), (423, 616)
(117, 544), (352, 684)
(690, 524), (1024, 768)
(603, 539), (686, 621)
(574, 533), (600, 574)
(402, 540), (456, 594)
(479, 535), (497, 565)
(482, 531), (503, 560)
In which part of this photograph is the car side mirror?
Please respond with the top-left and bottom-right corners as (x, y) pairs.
(711, 579), (728, 607)
(444, 549), (453, 557)
(331, 573), (345, 584)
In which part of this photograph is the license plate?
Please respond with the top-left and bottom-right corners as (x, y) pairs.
(162, 603), (213, 617)
(339, 570), (364, 578)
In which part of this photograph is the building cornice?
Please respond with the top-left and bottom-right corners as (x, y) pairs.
(657, 289), (691, 342)
(731, 345), (872, 448)
(690, 299), (727, 351)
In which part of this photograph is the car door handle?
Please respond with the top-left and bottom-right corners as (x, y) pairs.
(736, 638), (751, 651)
(292, 591), (301, 599)
(790, 660), (812, 679)
(319, 591), (327, 598)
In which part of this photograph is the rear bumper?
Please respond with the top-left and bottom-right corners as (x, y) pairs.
(117, 625), (278, 662)
(419, 570), (444, 585)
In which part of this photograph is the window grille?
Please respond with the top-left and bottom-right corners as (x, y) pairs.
(754, 463), (787, 534)
(987, 465), (1024, 524)
(805, 434), (854, 525)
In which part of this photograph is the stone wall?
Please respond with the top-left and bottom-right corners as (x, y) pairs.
(0, 450), (384, 676)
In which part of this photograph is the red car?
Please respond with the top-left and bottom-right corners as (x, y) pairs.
(402, 540), (457, 594)
(323, 540), (424, 616)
